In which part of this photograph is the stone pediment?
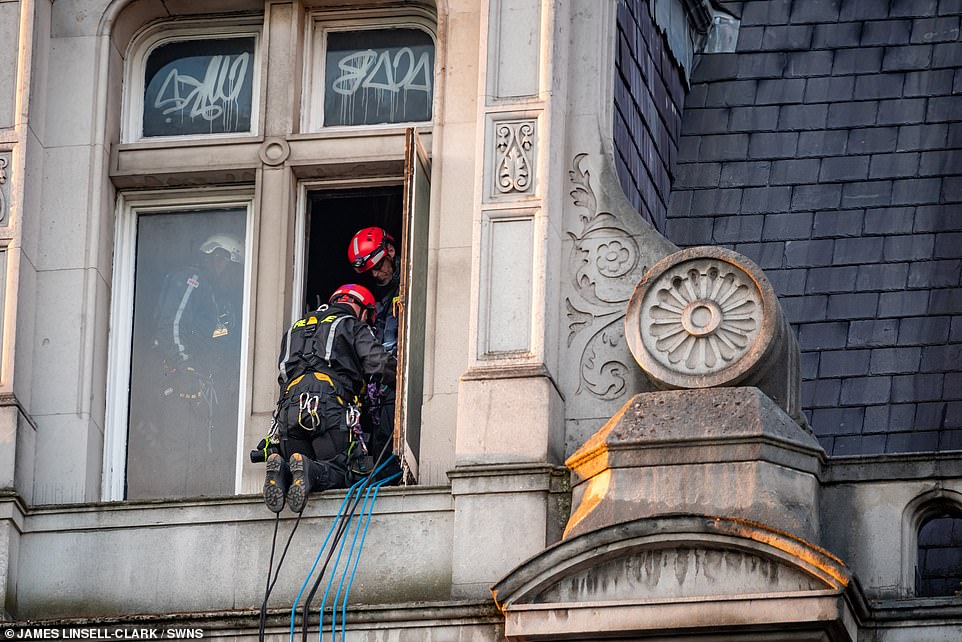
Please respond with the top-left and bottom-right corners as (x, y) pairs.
(493, 515), (863, 642)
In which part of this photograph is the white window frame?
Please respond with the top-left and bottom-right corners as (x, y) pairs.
(301, 9), (438, 133)
(122, 21), (263, 143)
(103, 190), (255, 501)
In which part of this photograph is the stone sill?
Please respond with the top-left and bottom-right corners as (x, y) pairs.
(869, 596), (962, 621)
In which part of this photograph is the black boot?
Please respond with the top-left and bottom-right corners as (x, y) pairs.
(263, 453), (289, 513)
(287, 453), (332, 512)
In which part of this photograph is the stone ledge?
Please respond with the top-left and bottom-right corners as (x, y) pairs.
(823, 452), (962, 484)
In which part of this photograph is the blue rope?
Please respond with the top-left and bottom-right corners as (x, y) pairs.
(338, 472), (400, 641)
(327, 485), (373, 641)
(289, 478), (365, 641)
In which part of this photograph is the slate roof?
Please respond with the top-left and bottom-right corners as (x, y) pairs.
(666, 0), (962, 455)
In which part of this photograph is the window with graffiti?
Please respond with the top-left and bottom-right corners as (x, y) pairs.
(323, 28), (434, 127)
(142, 37), (255, 137)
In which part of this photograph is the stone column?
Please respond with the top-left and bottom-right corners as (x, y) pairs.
(451, 0), (571, 597)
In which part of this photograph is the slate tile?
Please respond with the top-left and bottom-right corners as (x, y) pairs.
(799, 321), (850, 348)
(908, 260), (962, 287)
(919, 151), (962, 176)
(934, 232), (962, 258)
(861, 19), (914, 46)
(666, 218), (714, 245)
(841, 180), (894, 208)
(668, 190), (693, 217)
(911, 17), (961, 44)
(756, 78), (807, 105)
(952, 316), (962, 342)
(813, 22), (863, 49)
(955, 70), (962, 96)
(932, 42), (962, 68)
(678, 136), (700, 162)
(692, 54), (738, 82)
(854, 73), (906, 100)
(898, 124), (950, 152)
(706, 80), (759, 107)
(915, 402), (948, 428)
(849, 318), (900, 346)
(719, 161), (771, 187)
(841, 376), (893, 404)
(877, 98), (927, 126)
(893, 178), (943, 205)
(790, 0), (840, 23)
(879, 290), (931, 317)
(889, 403), (920, 429)
(762, 25), (814, 51)
(870, 347), (923, 374)
(835, 434), (887, 455)
(834, 48), (884, 75)
(834, 236), (885, 263)
(784, 295), (828, 322)
(736, 26), (767, 52)
(691, 188), (744, 215)
(827, 101), (879, 128)
(903, 69), (956, 97)
(684, 108), (732, 134)
(741, 0), (791, 26)
(899, 316), (952, 344)
(771, 159), (822, 185)
(820, 156), (871, 182)
(886, 430), (940, 452)
(734, 241), (786, 268)
(870, 152), (921, 179)
(779, 104), (829, 130)
(943, 177), (962, 203)
(713, 214), (764, 242)
(742, 186), (792, 213)
(840, 0), (889, 21)
(921, 344), (962, 372)
(812, 407), (866, 435)
(884, 234), (936, 261)
(817, 435), (836, 454)
(805, 266), (859, 294)
(864, 206), (916, 234)
(813, 210), (865, 238)
(940, 0), (962, 16)
(805, 76), (856, 103)
(749, 132), (799, 158)
(891, 0), (939, 17)
(803, 378), (842, 406)
(891, 373), (945, 402)
(674, 163), (722, 189)
(792, 183), (842, 211)
(766, 268), (808, 295)
(699, 134), (750, 161)
(735, 52), (789, 79)
(827, 292), (880, 319)
(927, 96), (962, 122)
(848, 128), (899, 154)
(856, 262), (910, 290)
(785, 51), (835, 77)
(729, 105), (780, 131)
(798, 130), (848, 157)
(882, 46), (934, 72)
(784, 237), (834, 265)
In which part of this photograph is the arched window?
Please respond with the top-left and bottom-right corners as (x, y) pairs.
(916, 508), (962, 597)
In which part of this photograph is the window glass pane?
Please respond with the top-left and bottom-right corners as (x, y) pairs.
(324, 29), (434, 127)
(917, 512), (962, 597)
(143, 37), (255, 137)
(126, 209), (246, 499)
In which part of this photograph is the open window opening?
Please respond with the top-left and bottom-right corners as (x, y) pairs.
(916, 508), (962, 597)
(297, 129), (432, 484)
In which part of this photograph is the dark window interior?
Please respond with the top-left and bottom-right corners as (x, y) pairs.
(917, 509), (962, 597)
(303, 186), (403, 313)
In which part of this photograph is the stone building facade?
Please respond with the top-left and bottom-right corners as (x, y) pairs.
(0, 0), (959, 640)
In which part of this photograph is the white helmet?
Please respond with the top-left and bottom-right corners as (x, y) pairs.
(200, 233), (244, 264)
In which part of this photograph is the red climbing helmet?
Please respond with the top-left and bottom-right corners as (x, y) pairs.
(348, 227), (395, 273)
(329, 283), (376, 311)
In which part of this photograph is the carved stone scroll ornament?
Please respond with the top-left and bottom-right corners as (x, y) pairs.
(495, 121), (535, 194)
(564, 153), (646, 401)
(625, 246), (802, 421)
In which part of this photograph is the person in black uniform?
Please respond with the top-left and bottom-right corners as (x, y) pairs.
(263, 283), (396, 513)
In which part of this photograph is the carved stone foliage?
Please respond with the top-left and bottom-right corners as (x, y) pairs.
(564, 153), (645, 401)
(0, 154), (7, 224)
(495, 120), (535, 194)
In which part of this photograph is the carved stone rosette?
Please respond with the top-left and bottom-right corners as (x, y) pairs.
(625, 246), (802, 422)
(494, 120), (535, 194)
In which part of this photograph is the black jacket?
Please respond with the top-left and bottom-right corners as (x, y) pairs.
(277, 303), (396, 396)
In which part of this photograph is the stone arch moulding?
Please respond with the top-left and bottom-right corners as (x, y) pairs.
(900, 487), (962, 598)
(492, 515), (867, 642)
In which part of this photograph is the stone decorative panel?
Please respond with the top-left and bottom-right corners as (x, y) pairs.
(479, 212), (534, 357)
(494, 120), (535, 196)
(0, 153), (7, 223)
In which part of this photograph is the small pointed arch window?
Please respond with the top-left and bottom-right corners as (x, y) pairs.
(916, 508), (962, 597)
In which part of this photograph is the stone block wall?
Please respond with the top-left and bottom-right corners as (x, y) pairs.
(667, 0), (962, 456)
